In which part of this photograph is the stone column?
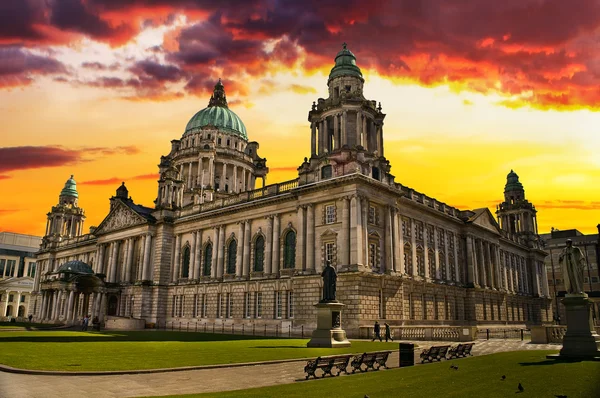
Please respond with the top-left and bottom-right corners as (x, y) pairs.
(265, 216), (273, 275)
(217, 226), (225, 278)
(142, 234), (152, 281)
(317, 121), (323, 155)
(194, 230), (202, 280)
(342, 111), (347, 146)
(434, 227), (441, 279)
(40, 291), (47, 320)
(340, 197), (350, 266)
(221, 163), (227, 192)
(51, 290), (59, 320)
(172, 234), (181, 282)
(99, 293), (106, 322)
(350, 195), (363, 265)
(236, 223), (244, 278)
(272, 214), (280, 276)
(243, 221), (251, 277)
(198, 157), (203, 186)
(212, 227), (219, 278)
(66, 290), (74, 322)
(362, 116), (367, 150)
(393, 209), (401, 273)
(306, 204), (315, 272)
(233, 165), (238, 192)
(384, 206), (393, 273)
(323, 118), (329, 152)
(209, 157), (215, 188)
(356, 112), (362, 146)
(190, 231), (197, 279)
(188, 162), (193, 188)
(361, 197), (368, 265)
(466, 236), (476, 285)
(333, 114), (339, 150)
(310, 122), (316, 156)
(241, 169), (246, 192)
(424, 227), (430, 280)
(125, 238), (134, 283)
(398, 215), (405, 274)
(295, 206), (305, 271)
(109, 241), (119, 283)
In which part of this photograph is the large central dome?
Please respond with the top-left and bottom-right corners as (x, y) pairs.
(184, 79), (248, 140)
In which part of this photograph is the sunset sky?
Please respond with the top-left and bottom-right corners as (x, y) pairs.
(1, 0), (599, 237)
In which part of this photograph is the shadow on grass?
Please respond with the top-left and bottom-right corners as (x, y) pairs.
(518, 359), (578, 366)
(251, 346), (308, 349)
(0, 331), (284, 343)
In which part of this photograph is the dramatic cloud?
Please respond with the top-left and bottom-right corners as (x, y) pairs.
(79, 173), (159, 185)
(0, 46), (67, 88)
(0, 145), (141, 174)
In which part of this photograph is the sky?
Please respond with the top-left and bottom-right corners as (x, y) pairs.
(0, 0), (599, 237)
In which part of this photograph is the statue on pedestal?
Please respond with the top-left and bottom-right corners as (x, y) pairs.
(321, 260), (337, 302)
(559, 239), (585, 294)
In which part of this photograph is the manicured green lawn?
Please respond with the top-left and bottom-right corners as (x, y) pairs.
(0, 322), (60, 330)
(153, 350), (599, 398)
(0, 330), (397, 371)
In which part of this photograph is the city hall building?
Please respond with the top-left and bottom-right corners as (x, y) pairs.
(32, 45), (552, 335)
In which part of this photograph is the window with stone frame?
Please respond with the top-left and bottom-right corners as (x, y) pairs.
(449, 255), (456, 281)
(403, 243), (412, 274)
(255, 292), (263, 318)
(447, 231), (455, 251)
(428, 248), (436, 278)
(226, 239), (237, 274)
(325, 204), (336, 224)
(217, 293), (222, 318)
(244, 292), (252, 318)
(193, 294), (198, 317)
(27, 262), (36, 278)
(181, 245), (191, 279)
(253, 235), (265, 272)
(201, 294), (207, 317)
(321, 165), (332, 179)
(402, 217), (411, 238)
(440, 253), (447, 280)
(226, 293), (232, 318)
(275, 291), (282, 319)
(426, 226), (434, 246)
(283, 230), (296, 269)
(438, 229), (445, 248)
(287, 291), (294, 318)
(416, 246), (425, 276)
(203, 243), (212, 276)
(368, 206), (377, 225)
(415, 221), (423, 242)
(325, 241), (335, 264)
(368, 238), (380, 270)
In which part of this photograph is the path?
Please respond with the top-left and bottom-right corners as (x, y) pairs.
(0, 340), (560, 398)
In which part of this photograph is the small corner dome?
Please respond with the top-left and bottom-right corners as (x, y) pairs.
(328, 43), (363, 82)
(60, 175), (78, 198)
(184, 79), (248, 140)
(57, 260), (93, 274)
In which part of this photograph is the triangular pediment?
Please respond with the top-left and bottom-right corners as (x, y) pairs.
(0, 276), (34, 290)
(468, 208), (501, 233)
(94, 201), (148, 235)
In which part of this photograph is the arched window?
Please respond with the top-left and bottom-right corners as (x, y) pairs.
(254, 236), (264, 272)
(227, 240), (237, 274)
(203, 244), (212, 276)
(283, 231), (296, 269)
(181, 246), (190, 279)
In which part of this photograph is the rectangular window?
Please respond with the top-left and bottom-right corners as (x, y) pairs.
(0, 259), (5, 277)
(415, 222), (423, 241)
(6, 260), (16, 277)
(8, 294), (14, 302)
(20, 295), (25, 303)
(402, 218), (411, 237)
(201, 294), (207, 318)
(17, 261), (25, 278)
(325, 205), (336, 224)
(217, 293), (222, 318)
(369, 243), (377, 268)
(226, 293), (233, 318)
(276, 291), (282, 319)
(27, 262), (36, 278)
(256, 292), (263, 318)
(325, 242), (334, 263)
(288, 291), (294, 318)
(245, 292), (252, 318)
(591, 276), (599, 283)
(368, 206), (376, 224)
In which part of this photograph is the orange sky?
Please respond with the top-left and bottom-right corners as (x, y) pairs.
(1, 1), (599, 237)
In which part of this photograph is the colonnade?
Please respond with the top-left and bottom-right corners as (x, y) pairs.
(498, 211), (538, 235)
(45, 213), (84, 238)
(96, 233), (153, 283)
(311, 111), (383, 156)
(178, 157), (256, 194)
(39, 289), (106, 322)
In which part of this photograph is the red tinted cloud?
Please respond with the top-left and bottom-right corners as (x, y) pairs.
(0, 46), (66, 88)
(80, 173), (159, 185)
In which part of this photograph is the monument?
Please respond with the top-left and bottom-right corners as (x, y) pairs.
(306, 261), (351, 347)
(551, 239), (600, 359)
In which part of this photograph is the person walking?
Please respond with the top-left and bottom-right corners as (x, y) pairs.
(372, 321), (382, 342)
(384, 322), (393, 342)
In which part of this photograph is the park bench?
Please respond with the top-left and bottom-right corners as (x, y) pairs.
(350, 351), (392, 373)
(420, 345), (451, 363)
(304, 354), (353, 379)
(446, 342), (475, 359)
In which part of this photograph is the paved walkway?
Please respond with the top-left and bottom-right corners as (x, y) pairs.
(0, 340), (560, 398)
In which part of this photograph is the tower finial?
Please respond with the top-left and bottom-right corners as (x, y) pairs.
(342, 42), (347, 50)
(208, 78), (228, 108)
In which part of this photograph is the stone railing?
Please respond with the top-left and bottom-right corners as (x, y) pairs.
(359, 326), (476, 342)
(530, 325), (600, 344)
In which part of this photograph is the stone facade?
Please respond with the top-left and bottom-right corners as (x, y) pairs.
(33, 45), (553, 336)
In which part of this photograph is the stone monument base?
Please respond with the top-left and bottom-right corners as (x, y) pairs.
(307, 302), (351, 348)
(548, 294), (600, 360)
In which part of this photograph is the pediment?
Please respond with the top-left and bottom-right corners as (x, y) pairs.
(0, 276), (34, 289)
(94, 201), (148, 235)
(469, 208), (501, 233)
(321, 228), (338, 237)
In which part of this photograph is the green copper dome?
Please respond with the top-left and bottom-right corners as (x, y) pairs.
(504, 169), (524, 192)
(57, 260), (93, 274)
(60, 175), (78, 198)
(184, 79), (248, 140)
(328, 43), (363, 82)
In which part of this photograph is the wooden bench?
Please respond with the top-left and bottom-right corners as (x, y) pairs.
(446, 343), (475, 359)
(350, 351), (392, 373)
(304, 354), (353, 379)
(420, 345), (451, 363)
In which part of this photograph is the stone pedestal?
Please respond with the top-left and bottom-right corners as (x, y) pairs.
(307, 301), (351, 348)
(550, 294), (600, 360)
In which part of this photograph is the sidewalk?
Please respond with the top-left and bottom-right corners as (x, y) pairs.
(0, 340), (560, 398)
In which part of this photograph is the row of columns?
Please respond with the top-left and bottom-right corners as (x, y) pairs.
(179, 158), (255, 194)
(499, 211), (538, 235)
(96, 234), (153, 283)
(46, 214), (84, 238)
(39, 289), (106, 323)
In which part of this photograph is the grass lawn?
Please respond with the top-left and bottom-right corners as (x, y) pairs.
(0, 322), (61, 330)
(0, 330), (397, 371)
(152, 350), (600, 398)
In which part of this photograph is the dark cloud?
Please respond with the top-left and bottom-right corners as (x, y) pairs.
(0, 46), (66, 88)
